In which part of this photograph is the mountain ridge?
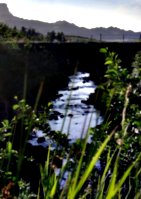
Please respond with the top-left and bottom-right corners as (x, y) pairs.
(0, 3), (141, 41)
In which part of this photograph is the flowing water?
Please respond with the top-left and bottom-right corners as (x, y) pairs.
(28, 71), (102, 147)
(49, 71), (102, 140)
(28, 71), (102, 178)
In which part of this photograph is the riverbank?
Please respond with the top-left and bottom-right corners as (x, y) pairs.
(1, 42), (141, 106)
(0, 44), (141, 198)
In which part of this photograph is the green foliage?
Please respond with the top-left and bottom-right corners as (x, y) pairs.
(93, 49), (141, 161)
(40, 147), (58, 199)
(46, 31), (66, 43)
(0, 22), (45, 42)
(67, 132), (113, 199)
(0, 48), (141, 198)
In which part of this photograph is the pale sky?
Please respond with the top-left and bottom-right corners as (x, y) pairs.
(1, 0), (141, 32)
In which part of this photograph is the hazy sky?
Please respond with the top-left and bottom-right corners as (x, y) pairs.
(1, 0), (141, 32)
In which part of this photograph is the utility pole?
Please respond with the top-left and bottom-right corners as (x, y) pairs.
(100, 33), (102, 42)
(122, 34), (125, 42)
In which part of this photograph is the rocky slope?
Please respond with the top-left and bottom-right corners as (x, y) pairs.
(0, 3), (141, 41)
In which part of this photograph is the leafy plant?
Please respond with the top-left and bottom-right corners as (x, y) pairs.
(0, 48), (141, 198)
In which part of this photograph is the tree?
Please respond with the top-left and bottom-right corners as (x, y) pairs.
(46, 31), (56, 42)
(0, 23), (10, 38)
(11, 26), (18, 37)
(56, 32), (65, 42)
(20, 26), (27, 37)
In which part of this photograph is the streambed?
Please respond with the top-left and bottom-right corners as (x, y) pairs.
(49, 71), (102, 139)
(26, 71), (103, 191)
(28, 71), (102, 147)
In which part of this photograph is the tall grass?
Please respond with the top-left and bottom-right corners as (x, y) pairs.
(0, 49), (141, 198)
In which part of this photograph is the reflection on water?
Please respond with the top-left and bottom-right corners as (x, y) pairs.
(28, 72), (102, 186)
(49, 72), (102, 139)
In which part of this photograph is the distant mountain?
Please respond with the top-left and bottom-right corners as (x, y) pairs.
(0, 3), (141, 41)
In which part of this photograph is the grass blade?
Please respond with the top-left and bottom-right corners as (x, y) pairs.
(72, 131), (114, 198)
(106, 151), (119, 199)
(113, 153), (141, 196)
(97, 148), (117, 199)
